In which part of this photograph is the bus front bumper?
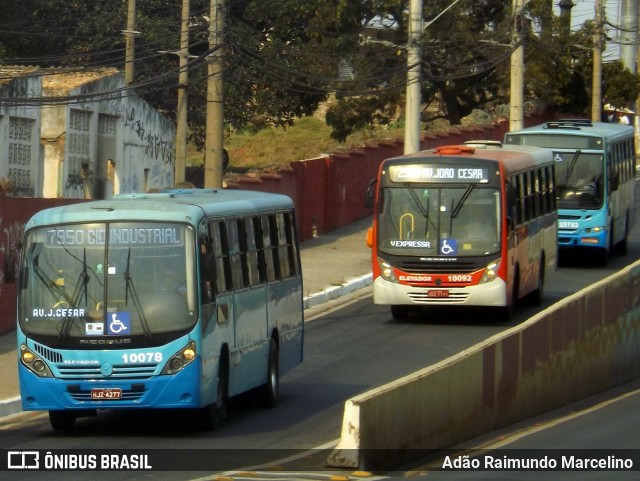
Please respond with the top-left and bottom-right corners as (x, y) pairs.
(19, 360), (203, 411)
(372, 277), (508, 307)
(558, 230), (607, 249)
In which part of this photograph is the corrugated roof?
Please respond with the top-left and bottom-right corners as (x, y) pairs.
(42, 67), (119, 91)
(0, 65), (40, 87)
(0, 66), (120, 91)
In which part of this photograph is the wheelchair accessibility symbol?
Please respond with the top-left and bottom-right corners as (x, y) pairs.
(440, 239), (457, 256)
(107, 312), (131, 335)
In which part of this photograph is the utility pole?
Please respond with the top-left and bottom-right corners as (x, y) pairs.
(591, 0), (603, 123)
(404, 0), (423, 155)
(619, 0), (638, 74)
(204, 0), (225, 188)
(124, 0), (137, 85)
(510, 0), (525, 131)
(174, 0), (190, 185)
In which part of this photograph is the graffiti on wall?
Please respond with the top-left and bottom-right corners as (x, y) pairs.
(124, 107), (174, 166)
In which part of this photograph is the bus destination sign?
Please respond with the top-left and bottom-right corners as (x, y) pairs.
(45, 225), (183, 247)
(388, 164), (490, 183)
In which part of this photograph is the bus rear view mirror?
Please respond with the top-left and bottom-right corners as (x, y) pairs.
(609, 172), (620, 192)
(364, 178), (376, 209)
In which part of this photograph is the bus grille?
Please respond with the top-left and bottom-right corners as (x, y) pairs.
(32, 343), (64, 363)
(56, 364), (157, 380)
(67, 389), (146, 402)
(408, 290), (469, 304)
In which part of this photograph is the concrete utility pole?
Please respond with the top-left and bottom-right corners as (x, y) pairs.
(619, 0), (638, 74)
(204, 0), (225, 188)
(509, 0), (525, 131)
(404, 0), (423, 155)
(591, 0), (603, 122)
(124, 0), (137, 85)
(174, 0), (190, 185)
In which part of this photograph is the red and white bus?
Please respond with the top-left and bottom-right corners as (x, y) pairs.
(365, 143), (558, 320)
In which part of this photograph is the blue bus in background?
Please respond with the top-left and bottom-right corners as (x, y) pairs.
(17, 189), (304, 431)
(505, 120), (636, 264)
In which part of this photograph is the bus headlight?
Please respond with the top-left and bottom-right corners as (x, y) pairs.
(20, 344), (53, 378)
(377, 257), (398, 283)
(161, 341), (197, 375)
(480, 260), (501, 284)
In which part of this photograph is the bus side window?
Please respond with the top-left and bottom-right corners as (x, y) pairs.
(261, 215), (277, 282)
(226, 220), (246, 290)
(284, 211), (300, 276)
(505, 181), (516, 229)
(209, 221), (232, 294)
(268, 214), (282, 280)
(199, 232), (215, 304)
(243, 217), (261, 287)
(273, 214), (289, 279)
(253, 216), (268, 284)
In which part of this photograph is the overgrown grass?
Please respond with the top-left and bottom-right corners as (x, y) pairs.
(187, 116), (407, 171)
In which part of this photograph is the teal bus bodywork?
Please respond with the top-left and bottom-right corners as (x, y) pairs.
(17, 189), (304, 430)
(505, 120), (636, 263)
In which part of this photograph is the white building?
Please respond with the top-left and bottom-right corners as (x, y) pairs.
(0, 67), (175, 198)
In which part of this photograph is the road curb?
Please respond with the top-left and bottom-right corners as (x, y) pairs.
(0, 396), (21, 419)
(303, 273), (373, 310)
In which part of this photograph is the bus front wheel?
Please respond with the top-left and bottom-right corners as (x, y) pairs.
(201, 353), (229, 430)
(49, 410), (76, 432)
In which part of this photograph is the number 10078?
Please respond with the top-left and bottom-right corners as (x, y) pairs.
(121, 352), (163, 363)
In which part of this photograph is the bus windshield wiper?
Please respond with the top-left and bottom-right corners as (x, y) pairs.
(58, 248), (90, 342)
(404, 183), (429, 219)
(565, 150), (582, 185)
(124, 248), (152, 339)
(451, 184), (475, 219)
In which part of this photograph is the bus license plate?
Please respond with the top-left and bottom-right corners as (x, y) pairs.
(427, 290), (449, 298)
(91, 388), (122, 400)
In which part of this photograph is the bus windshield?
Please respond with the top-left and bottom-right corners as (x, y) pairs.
(553, 152), (605, 209)
(378, 186), (501, 256)
(18, 222), (197, 343)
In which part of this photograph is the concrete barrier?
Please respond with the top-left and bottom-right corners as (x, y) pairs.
(327, 259), (640, 470)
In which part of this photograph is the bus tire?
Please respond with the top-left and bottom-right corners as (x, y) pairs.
(49, 410), (76, 432)
(614, 213), (629, 256)
(391, 305), (409, 320)
(201, 351), (229, 430)
(257, 339), (279, 408)
(529, 256), (545, 306)
(498, 270), (519, 322)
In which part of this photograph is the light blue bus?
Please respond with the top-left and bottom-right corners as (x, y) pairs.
(505, 120), (636, 264)
(17, 189), (304, 431)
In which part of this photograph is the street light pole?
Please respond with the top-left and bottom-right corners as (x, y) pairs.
(175, 0), (190, 186)
(404, 0), (423, 155)
(124, 0), (137, 85)
(591, 0), (603, 123)
(510, 0), (525, 131)
(205, 0), (225, 188)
